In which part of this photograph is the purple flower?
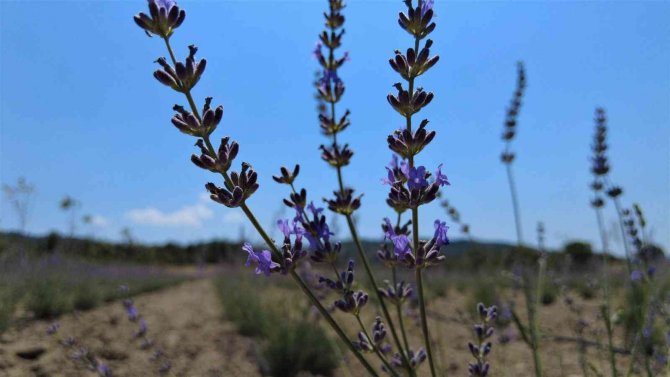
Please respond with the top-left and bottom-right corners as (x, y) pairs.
(242, 242), (280, 276)
(400, 160), (409, 177)
(383, 217), (411, 258)
(156, 0), (176, 10)
(383, 218), (396, 238)
(647, 266), (656, 278)
(97, 362), (112, 377)
(46, 322), (60, 335)
(293, 207), (303, 223)
(136, 318), (148, 338)
(421, 0), (434, 17)
(392, 235), (411, 258)
(382, 168), (395, 185)
(407, 166), (428, 190)
(313, 41), (323, 60)
(434, 164), (450, 187)
(307, 201), (324, 218)
(320, 69), (341, 87)
(126, 305), (139, 322)
(277, 219), (292, 239)
(382, 155), (398, 185)
(630, 270), (643, 282)
(433, 220), (449, 247)
(279, 218), (305, 244)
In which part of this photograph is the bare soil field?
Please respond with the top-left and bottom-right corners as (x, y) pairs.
(0, 278), (636, 377)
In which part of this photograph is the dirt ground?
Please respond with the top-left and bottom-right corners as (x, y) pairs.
(0, 278), (638, 377)
(0, 279), (259, 377)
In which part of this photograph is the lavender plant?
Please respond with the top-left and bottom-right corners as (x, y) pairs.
(120, 286), (172, 374)
(2, 177), (35, 261)
(2, 177), (35, 237)
(467, 303), (497, 377)
(132, 0), (458, 375)
(439, 198), (472, 241)
(500, 62), (527, 246)
(47, 322), (113, 377)
(499, 62), (544, 377)
(589, 106), (618, 377)
(590, 109), (633, 271)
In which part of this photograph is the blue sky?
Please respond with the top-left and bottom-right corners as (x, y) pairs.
(1, 1), (668, 255)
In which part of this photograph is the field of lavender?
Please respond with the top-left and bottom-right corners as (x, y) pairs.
(1, 0), (669, 376)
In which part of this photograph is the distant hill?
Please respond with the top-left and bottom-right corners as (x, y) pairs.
(2, 231), (641, 269)
(1, 231), (516, 263)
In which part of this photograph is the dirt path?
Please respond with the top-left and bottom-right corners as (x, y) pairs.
(0, 279), (261, 377)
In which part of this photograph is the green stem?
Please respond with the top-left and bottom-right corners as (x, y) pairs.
(393, 267), (411, 353)
(415, 267), (437, 377)
(505, 163), (523, 246)
(346, 214), (415, 376)
(321, 13), (412, 374)
(595, 206), (618, 377)
(523, 274), (543, 377)
(403, 1), (437, 373)
(161, 36), (380, 377)
(611, 196), (633, 274)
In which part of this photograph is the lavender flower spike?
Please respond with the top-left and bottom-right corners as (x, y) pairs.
(133, 0), (186, 38)
(242, 242), (280, 276)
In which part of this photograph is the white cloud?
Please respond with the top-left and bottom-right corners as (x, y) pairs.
(90, 215), (109, 227)
(126, 203), (214, 227)
(223, 211), (244, 225)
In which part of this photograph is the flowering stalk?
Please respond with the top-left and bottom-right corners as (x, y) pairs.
(467, 304), (498, 376)
(500, 62), (526, 246)
(120, 286), (171, 374)
(589, 107), (618, 377)
(592, 109), (633, 273)
(275, 173), (401, 377)
(622, 206), (660, 377)
(46, 323), (112, 377)
(132, 1), (379, 374)
(314, 1), (412, 373)
(440, 197), (473, 241)
(386, 1), (447, 376)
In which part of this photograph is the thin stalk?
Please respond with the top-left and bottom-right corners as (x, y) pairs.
(611, 196), (633, 274)
(392, 267), (411, 353)
(321, 16), (412, 374)
(505, 163), (523, 246)
(596, 206), (618, 377)
(530, 257), (545, 377)
(415, 266), (437, 377)
(346, 214), (415, 376)
(523, 277), (543, 377)
(162, 37), (380, 377)
(403, 2), (437, 374)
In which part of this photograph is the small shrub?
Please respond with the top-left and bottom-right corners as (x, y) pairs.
(216, 278), (274, 338)
(539, 281), (558, 306)
(0, 288), (19, 332)
(467, 279), (500, 317)
(575, 281), (597, 300)
(25, 277), (72, 319)
(260, 319), (339, 377)
(72, 282), (101, 311)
